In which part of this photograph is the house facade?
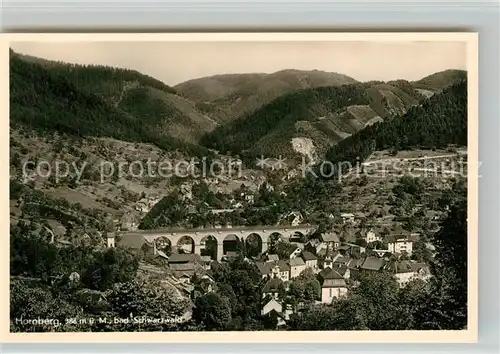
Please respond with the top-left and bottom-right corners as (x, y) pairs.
(320, 232), (340, 249)
(106, 233), (115, 248)
(318, 267), (348, 304)
(392, 261), (431, 287)
(387, 236), (414, 255)
(288, 257), (307, 278)
(272, 261), (290, 282)
(301, 251), (318, 270)
(365, 229), (381, 243)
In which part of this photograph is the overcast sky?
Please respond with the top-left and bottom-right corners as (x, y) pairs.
(10, 41), (466, 86)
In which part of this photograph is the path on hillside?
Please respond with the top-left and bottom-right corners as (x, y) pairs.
(362, 153), (461, 167)
(114, 81), (139, 108)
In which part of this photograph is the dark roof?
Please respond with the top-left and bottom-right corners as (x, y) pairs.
(321, 278), (347, 288)
(318, 268), (346, 288)
(320, 232), (340, 243)
(334, 264), (349, 276)
(386, 235), (416, 244)
(267, 254), (280, 262)
(318, 267), (344, 281)
(168, 253), (202, 264)
(390, 260), (413, 273)
(262, 278), (284, 293)
(411, 262), (429, 272)
(277, 260), (291, 272)
(256, 262), (273, 275)
(288, 258), (305, 267)
(169, 263), (196, 272)
(361, 257), (386, 271)
(301, 251), (317, 261)
(275, 242), (300, 257)
(346, 258), (364, 269)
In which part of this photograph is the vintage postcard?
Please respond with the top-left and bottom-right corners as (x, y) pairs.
(0, 32), (478, 343)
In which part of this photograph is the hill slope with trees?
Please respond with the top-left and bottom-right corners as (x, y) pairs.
(324, 79), (467, 171)
(200, 79), (436, 160)
(10, 50), (218, 146)
(174, 69), (359, 123)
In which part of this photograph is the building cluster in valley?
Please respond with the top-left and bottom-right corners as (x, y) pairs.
(105, 213), (433, 327)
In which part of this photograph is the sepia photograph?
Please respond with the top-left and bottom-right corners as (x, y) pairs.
(2, 33), (478, 342)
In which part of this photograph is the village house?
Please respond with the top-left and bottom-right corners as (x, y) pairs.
(387, 235), (415, 255)
(266, 254), (280, 263)
(288, 257), (307, 278)
(262, 278), (285, 299)
(191, 275), (217, 300)
(331, 264), (350, 279)
(317, 267), (348, 304)
(167, 253), (205, 280)
(120, 214), (138, 231)
(346, 257), (365, 271)
(261, 296), (283, 316)
(287, 211), (304, 226)
(317, 245), (338, 262)
(301, 251), (318, 270)
(106, 233), (115, 248)
(257, 260), (291, 282)
(304, 238), (327, 255)
(363, 228), (381, 243)
(256, 261), (273, 280)
(261, 296), (290, 327)
(340, 213), (355, 224)
(391, 261), (431, 287)
(274, 260), (291, 282)
(391, 261), (414, 287)
(342, 243), (366, 254)
(275, 242), (302, 260)
(319, 231), (341, 249)
(200, 256), (212, 270)
(360, 257), (387, 272)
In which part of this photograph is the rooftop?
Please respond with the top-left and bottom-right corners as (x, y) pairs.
(289, 258), (306, 267)
(361, 257), (386, 271)
(301, 251), (318, 261)
(168, 253), (202, 264)
(320, 232), (340, 243)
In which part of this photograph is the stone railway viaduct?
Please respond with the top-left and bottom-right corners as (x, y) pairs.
(119, 225), (317, 261)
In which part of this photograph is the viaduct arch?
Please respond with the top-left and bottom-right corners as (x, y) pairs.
(119, 225), (317, 261)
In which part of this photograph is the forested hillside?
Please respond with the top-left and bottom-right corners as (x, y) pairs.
(174, 69), (359, 124)
(325, 80), (467, 169)
(413, 69), (467, 90)
(201, 80), (431, 159)
(10, 50), (217, 147)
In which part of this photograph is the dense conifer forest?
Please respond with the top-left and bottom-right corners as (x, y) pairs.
(9, 51), (210, 156)
(325, 80), (467, 169)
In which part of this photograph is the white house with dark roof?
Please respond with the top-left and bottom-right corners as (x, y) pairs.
(275, 260), (291, 282)
(363, 228), (381, 244)
(317, 267), (348, 304)
(262, 278), (285, 299)
(301, 251), (318, 270)
(275, 242), (302, 260)
(288, 257), (307, 278)
(360, 257), (386, 271)
(387, 235), (415, 255)
(391, 261), (431, 287)
(319, 232), (340, 249)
